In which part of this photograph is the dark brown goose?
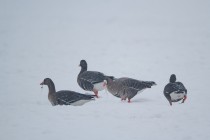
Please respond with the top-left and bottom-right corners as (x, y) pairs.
(164, 74), (187, 106)
(77, 60), (113, 98)
(40, 78), (95, 106)
(105, 77), (156, 103)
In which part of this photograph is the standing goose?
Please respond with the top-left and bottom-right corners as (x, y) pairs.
(105, 77), (156, 103)
(40, 78), (95, 106)
(164, 74), (187, 106)
(77, 60), (113, 98)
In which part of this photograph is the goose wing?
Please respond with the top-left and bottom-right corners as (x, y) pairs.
(77, 71), (105, 91)
(164, 82), (187, 96)
(172, 82), (187, 93)
(121, 87), (139, 99)
(55, 90), (95, 105)
(120, 78), (156, 91)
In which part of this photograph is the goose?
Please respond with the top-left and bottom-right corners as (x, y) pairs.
(104, 77), (156, 103)
(164, 74), (187, 106)
(40, 78), (95, 106)
(77, 59), (113, 98)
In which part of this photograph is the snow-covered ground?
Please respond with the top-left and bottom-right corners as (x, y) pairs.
(0, 0), (210, 140)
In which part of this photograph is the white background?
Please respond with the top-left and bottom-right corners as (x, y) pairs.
(0, 0), (210, 140)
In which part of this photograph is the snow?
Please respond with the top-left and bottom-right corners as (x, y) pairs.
(0, 0), (210, 140)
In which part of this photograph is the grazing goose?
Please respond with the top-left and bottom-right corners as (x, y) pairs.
(104, 77), (156, 103)
(164, 74), (187, 106)
(40, 78), (95, 106)
(77, 60), (113, 98)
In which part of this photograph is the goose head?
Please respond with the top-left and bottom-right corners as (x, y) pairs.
(170, 74), (176, 83)
(79, 60), (87, 69)
(40, 78), (52, 86)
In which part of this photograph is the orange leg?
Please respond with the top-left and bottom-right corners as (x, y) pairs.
(182, 95), (187, 103)
(93, 89), (99, 98)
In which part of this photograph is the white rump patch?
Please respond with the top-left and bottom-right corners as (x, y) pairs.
(93, 82), (105, 91)
(170, 92), (186, 101)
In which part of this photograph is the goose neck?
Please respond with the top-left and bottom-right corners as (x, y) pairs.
(79, 66), (87, 74)
(47, 81), (56, 94)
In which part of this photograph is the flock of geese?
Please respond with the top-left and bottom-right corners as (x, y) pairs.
(40, 60), (187, 106)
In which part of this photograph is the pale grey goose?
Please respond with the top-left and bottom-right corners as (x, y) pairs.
(105, 77), (156, 103)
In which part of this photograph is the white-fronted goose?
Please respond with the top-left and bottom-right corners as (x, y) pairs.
(105, 77), (156, 103)
(40, 78), (95, 106)
(77, 60), (113, 98)
(164, 74), (187, 106)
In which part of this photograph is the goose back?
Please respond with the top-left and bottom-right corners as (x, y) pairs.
(164, 82), (187, 102)
(120, 78), (155, 90)
(106, 77), (156, 100)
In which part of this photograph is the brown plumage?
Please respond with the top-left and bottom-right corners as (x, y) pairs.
(40, 78), (95, 106)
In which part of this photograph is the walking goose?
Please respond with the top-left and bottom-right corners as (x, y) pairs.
(40, 78), (95, 106)
(105, 77), (156, 103)
(164, 74), (187, 106)
(77, 60), (113, 98)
